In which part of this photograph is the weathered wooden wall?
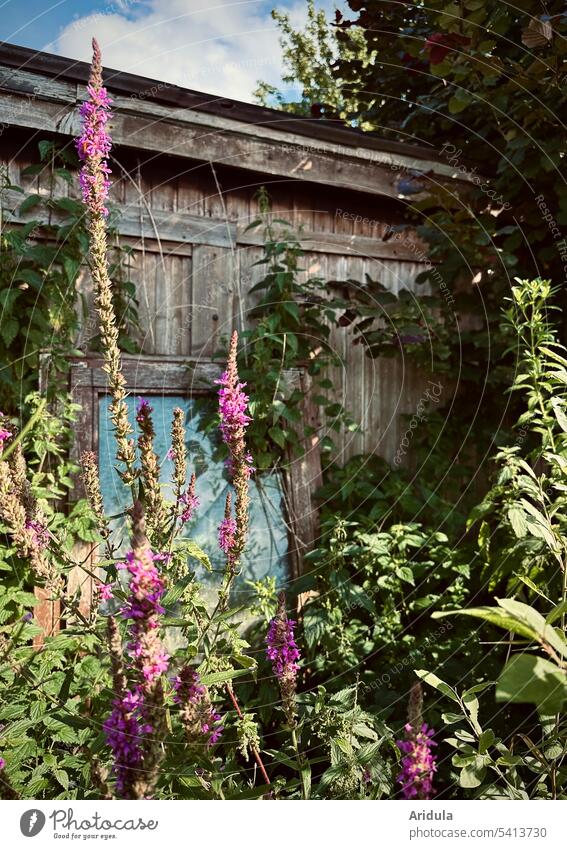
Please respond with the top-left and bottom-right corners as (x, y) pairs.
(1, 136), (433, 466)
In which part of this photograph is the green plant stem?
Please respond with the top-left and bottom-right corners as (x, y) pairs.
(226, 684), (271, 786)
(291, 725), (309, 799)
(0, 398), (46, 462)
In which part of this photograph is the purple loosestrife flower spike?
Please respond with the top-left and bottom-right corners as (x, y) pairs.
(215, 331), (252, 578)
(103, 616), (144, 798)
(218, 492), (236, 554)
(135, 398), (166, 537)
(24, 519), (48, 549)
(77, 39), (136, 486)
(104, 503), (169, 798)
(119, 516), (169, 687)
(173, 666), (224, 747)
(76, 38), (112, 217)
(179, 473), (199, 524)
(0, 456), (63, 595)
(266, 591), (300, 725)
(396, 683), (437, 800)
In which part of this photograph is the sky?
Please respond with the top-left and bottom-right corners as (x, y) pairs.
(0, 0), (342, 103)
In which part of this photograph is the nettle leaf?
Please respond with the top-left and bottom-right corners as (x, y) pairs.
(395, 565), (415, 585)
(302, 606), (329, 649)
(19, 194), (42, 215)
(507, 506), (528, 538)
(174, 539), (212, 573)
(0, 703), (27, 721)
(0, 317), (19, 347)
(496, 654), (567, 714)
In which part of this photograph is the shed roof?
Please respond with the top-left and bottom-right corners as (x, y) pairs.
(0, 42), (465, 200)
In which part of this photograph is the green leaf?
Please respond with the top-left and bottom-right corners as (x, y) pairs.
(54, 769), (69, 791)
(200, 667), (251, 686)
(442, 712), (465, 724)
(268, 426), (287, 449)
(19, 194), (42, 215)
(414, 669), (460, 703)
(496, 654), (567, 714)
(433, 601), (541, 646)
(232, 653), (257, 670)
(507, 506), (528, 538)
(396, 565), (415, 585)
(462, 691), (481, 733)
(282, 301), (300, 323)
(182, 539), (212, 572)
(546, 600), (567, 626)
(459, 758), (487, 788)
(551, 398), (567, 433)
(244, 218), (262, 232)
(478, 729), (495, 754)
(0, 317), (19, 347)
(497, 599), (567, 658)
(162, 574), (194, 607)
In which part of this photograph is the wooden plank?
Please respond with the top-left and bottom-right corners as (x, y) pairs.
(153, 252), (174, 355)
(3, 186), (432, 261)
(0, 87), (469, 201)
(33, 587), (60, 646)
(150, 253), (192, 356)
(0, 64), (463, 176)
(137, 250), (157, 353)
(68, 355), (224, 392)
(236, 245), (264, 337)
(284, 370), (323, 577)
(172, 254), (192, 356)
(190, 245), (236, 356)
(177, 167), (205, 217)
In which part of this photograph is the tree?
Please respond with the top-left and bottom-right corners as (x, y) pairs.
(253, 0), (374, 124)
(259, 1), (567, 506)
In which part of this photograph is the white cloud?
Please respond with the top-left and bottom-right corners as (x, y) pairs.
(49, 0), (340, 103)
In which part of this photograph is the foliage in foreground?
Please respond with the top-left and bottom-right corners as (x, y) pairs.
(0, 34), (565, 803)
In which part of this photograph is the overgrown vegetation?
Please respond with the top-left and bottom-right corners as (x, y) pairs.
(0, 139), (139, 411)
(0, 11), (566, 801)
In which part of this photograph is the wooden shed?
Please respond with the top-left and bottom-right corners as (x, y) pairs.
(0, 43), (466, 622)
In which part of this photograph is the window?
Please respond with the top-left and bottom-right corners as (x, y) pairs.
(68, 354), (321, 609)
(98, 394), (288, 589)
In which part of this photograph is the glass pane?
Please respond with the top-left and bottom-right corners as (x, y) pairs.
(98, 395), (288, 596)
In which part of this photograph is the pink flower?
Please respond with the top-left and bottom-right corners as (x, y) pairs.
(396, 722), (437, 800)
(215, 333), (254, 478)
(97, 582), (114, 601)
(105, 532), (170, 796)
(266, 593), (300, 724)
(179, 474), (199, 524)
(135, 397), (152, 425)
(118, 547), (169, 686)
(218, 515), (237, 554)
(25, 519), (48, 549)
(173, 667), (224, 747)
(76, 38), (113, 216)
(0, 757), (5, 770)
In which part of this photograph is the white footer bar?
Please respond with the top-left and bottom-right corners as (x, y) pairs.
(2, 799), (566, 848)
